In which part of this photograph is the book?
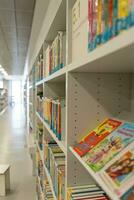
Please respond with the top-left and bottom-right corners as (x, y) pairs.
(88, 0), (98, 51)
(100, 143), (134, 197)
(121, 186), (134, 200)
(83, 122), (134, 171)
(67, 184), (109, 200)
(73, 118), (122, 156)
(117, 0), (129, 33)
(72, 0), (89, 61)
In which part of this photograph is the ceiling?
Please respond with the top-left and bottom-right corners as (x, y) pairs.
(0, 0), (35, 75)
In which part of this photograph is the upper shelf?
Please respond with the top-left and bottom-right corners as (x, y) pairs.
(68, 27), (134, 73)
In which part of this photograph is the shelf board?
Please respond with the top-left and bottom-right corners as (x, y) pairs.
(36, 79), (44, 87)
(44, 67), (66, 83)
(36, 112), (66, 154)
(35, 67), (66, 87)
(36, 142), (57, 200)
(29, 85), (33, 89)
(69, 147), (119, 200)
(68, 27), (134, 73)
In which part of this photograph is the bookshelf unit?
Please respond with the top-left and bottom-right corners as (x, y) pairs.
(27, 0), (134, 199)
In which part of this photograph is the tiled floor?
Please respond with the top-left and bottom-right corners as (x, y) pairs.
(0, 105), (35, 200)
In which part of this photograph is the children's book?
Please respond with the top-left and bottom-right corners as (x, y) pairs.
(100, 143), (134, 197)
(73, 118), (122, 156)
(121, 186), (134, 200)
(83, 122), (134, 171)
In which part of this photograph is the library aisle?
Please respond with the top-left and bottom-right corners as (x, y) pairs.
(0, 105), (35, 200)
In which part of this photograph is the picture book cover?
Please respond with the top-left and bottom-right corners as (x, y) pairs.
(102, 146), (134, 196)
(121, 186), (134, 200)
(73, 118), (122, 156)
(83, 122), (134, 172)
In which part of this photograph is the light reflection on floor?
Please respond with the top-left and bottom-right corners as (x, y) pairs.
(0, 104), (35, 200)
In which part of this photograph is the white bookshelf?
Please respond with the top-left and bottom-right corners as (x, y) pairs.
(27, 0), (134, 199)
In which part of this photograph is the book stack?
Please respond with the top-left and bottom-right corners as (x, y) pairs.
(45, 31), (66, 77)
(67, 184), (109, 200)
(35, 48), (44, 82)
(44, 141), (65, 199)
(73, 118), (134, 198)
(88, 0), (134, 51)
(43, 97), (66, 141)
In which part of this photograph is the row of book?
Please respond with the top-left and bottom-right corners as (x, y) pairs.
(36, 90), (43, 117)
(87, 0), (134, 51)
(35, 48), (44, 82)
(67, 184), (109, 200)
(36, 150), (54, 200)
(43, 97), (66, 141)
(72, 0), (134, 62)
(44, 141), (65, 200)
(73, 118), (134, 198)
(36, 121), (43, 151)
(45, 31), (66, 77)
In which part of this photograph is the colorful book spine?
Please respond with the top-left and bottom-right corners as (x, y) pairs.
(88, 0), (134, 52)
(88, 0), (98, 51)
(117, 0), (129, 33)
(96, 0), (103, 45)
(43, 97), (65, 141)
(128, 0), (134, 26)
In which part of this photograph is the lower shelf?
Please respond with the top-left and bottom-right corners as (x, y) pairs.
(69, 147), (120, 200)
(36, 141), (57, 200)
